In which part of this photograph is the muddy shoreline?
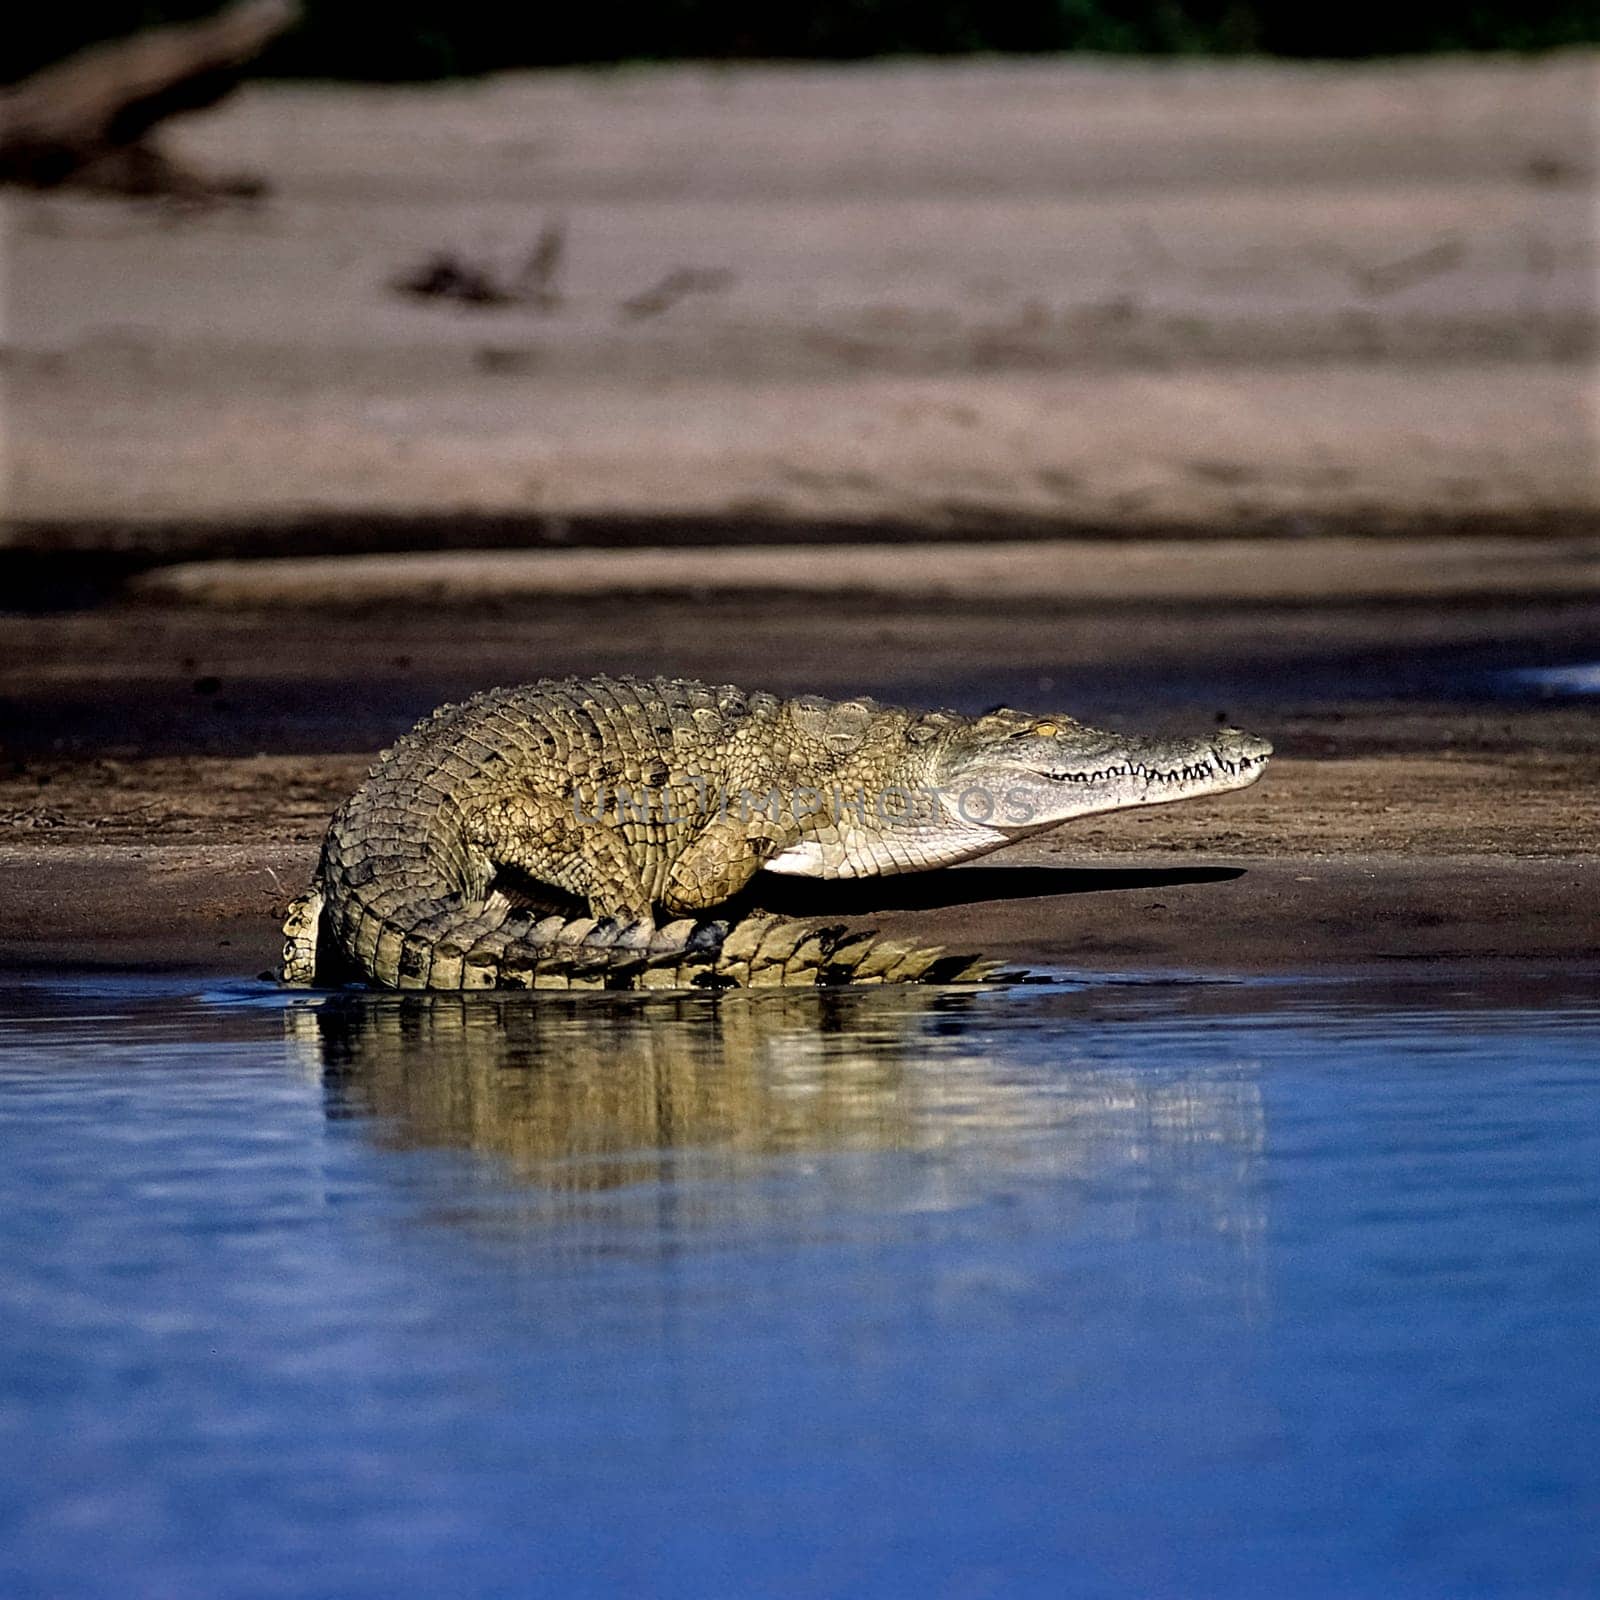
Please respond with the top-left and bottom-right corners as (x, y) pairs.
(3, 844), (1596, 982)
(4, 578), (1594, 981)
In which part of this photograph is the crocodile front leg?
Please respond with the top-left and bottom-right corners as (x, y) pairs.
(661, 815), (775, 914)
(278, 887), (325, 986)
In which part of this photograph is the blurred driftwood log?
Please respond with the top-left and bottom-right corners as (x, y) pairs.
(0, 0), (296, 195)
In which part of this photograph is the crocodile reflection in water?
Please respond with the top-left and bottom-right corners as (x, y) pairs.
(292, 988), (1266, 1264)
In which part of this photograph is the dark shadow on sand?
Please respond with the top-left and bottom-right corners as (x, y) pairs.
(750, 864), (1245, 917)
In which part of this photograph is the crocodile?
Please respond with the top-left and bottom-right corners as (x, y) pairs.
(278, 674), (1271, 991)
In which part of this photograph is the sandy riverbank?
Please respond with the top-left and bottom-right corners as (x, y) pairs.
(2, 56), (1596, 980)
(5, 55), (1595, 534)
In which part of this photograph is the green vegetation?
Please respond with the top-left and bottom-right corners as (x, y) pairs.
(10, 0), (1596, 84)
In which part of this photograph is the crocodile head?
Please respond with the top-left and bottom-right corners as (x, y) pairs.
(930, 708), (1272, 837)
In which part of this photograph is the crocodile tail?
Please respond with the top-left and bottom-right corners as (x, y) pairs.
(698, 913), (1007, 989)
(288, 891), (1007, 990)
(400, 910), (1007, 991)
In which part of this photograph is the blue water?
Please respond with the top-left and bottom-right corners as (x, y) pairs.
(0, 971), (1596, 1600)
(1502, 661), (1600, 698)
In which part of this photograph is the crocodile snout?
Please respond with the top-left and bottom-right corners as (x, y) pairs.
(1215, 728), (1273, 763)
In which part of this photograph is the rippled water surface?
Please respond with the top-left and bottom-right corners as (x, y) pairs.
(1, 970), (1596, 1599)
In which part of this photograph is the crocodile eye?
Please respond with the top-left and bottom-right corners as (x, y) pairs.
(1028, 722), (1061, 738)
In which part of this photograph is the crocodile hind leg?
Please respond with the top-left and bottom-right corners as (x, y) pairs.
(278, 886), (325, 986)
(468, 805), (656, 924)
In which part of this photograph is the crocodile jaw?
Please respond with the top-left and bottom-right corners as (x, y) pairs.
(767, 724), (1271, 879)
(950, 726), (1274, 836)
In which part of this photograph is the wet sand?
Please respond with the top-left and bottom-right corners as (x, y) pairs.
(4, 841), (1596, 980)
(2, 580), (1595, 977)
